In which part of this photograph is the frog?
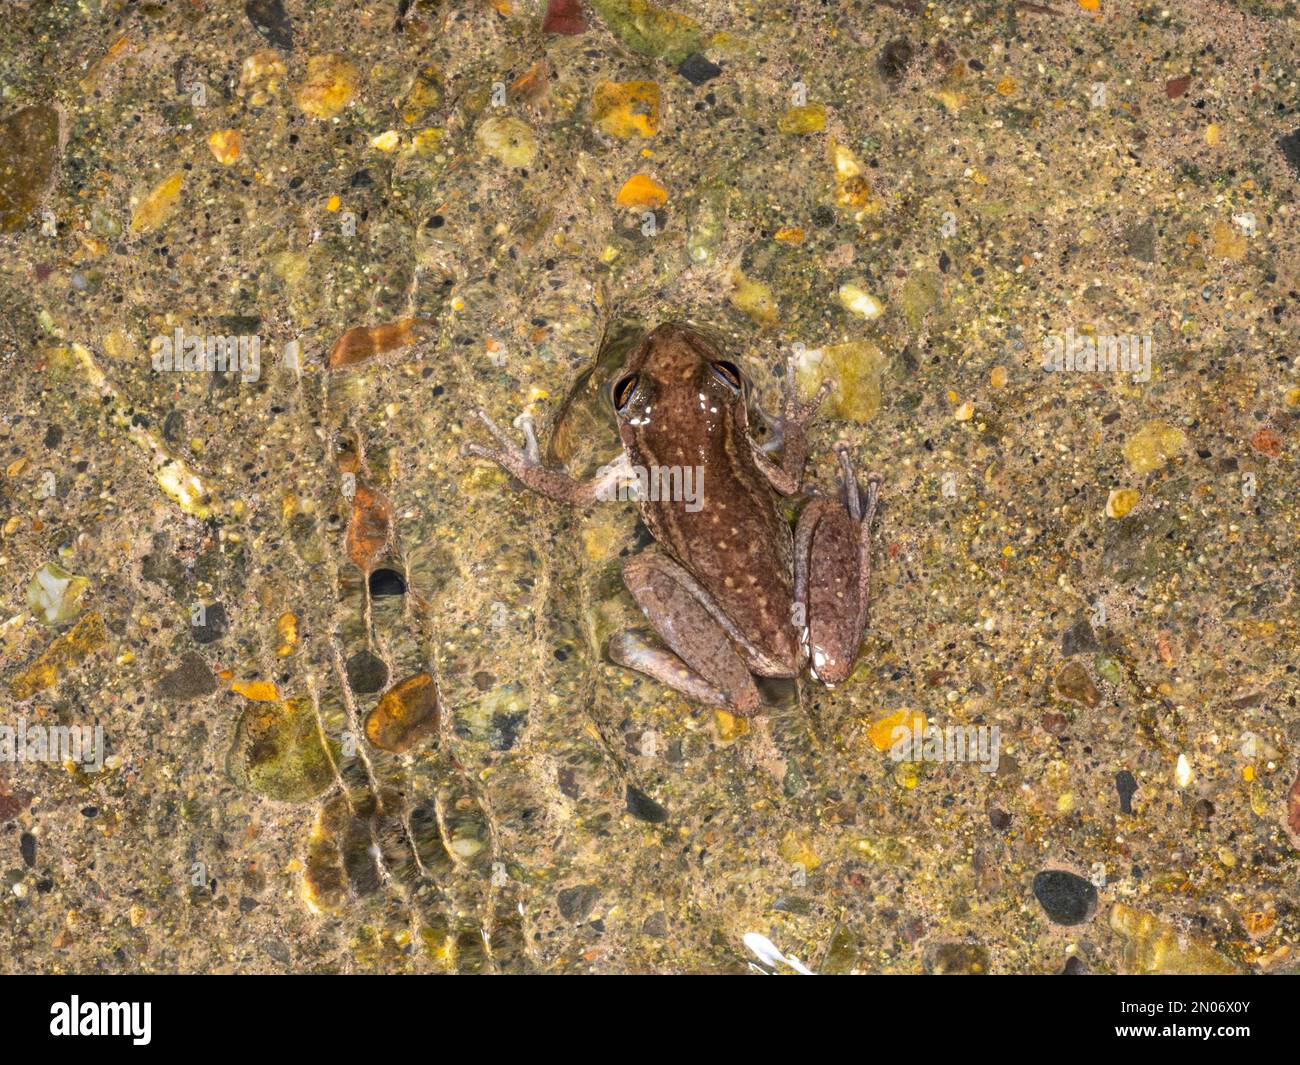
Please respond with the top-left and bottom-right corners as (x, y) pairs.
(464, 322), (881, 716)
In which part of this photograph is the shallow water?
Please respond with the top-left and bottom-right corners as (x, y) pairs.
(1, 0), (1298, 974)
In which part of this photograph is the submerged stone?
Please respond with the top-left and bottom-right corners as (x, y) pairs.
(1055, 661), (1100, 707)
(0, 104), (59, 233)
(589, 0), (702, 65)
(26, 562), (90, 626)
(328, 318), (430, 370)
(9, 612), (107, 700)
(244, 0), (293, 50)
(592, 80), (660, 139)
(156, 651), (219, 700)
(228, 698), (336, 802)
(365, 672), (440, 753)
(475, 116), (538, 168)
(296, 55), (358, 120)
(345, 649), (388, 694)
(1032, 869), (1097, 925)
(543, 0), (589, 34)
(798, 340), (886, 423)
(1109, 903), (1240, 974)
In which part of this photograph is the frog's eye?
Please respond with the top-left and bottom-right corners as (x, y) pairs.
(710, 360), (743, 391)
(612, 373), (640, 413)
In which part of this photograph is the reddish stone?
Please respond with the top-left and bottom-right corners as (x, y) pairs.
(1165, 75), (1191, 99)
(543, 0), (588, 35)
(1251, 427), (1283, 458)
(0, 783), (33, 823)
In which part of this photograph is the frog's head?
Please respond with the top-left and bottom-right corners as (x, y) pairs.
(608, 323), (749, 444)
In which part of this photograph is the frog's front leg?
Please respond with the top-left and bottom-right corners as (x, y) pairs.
(609, 550), (765, 715)
(463, 409), (630, 506)
(751, 353), (835, 496)
(794, 443), (882, 686)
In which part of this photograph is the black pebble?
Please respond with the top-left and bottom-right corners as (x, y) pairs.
(1060, 956), (1090, 975)
(191, 602), (229, 645)
(1032, 869), (1097, 926)
(1115, 769), (1138, 814)
(245, 0), (294, 50)
(1279, 128), (1300, 179)
(43, 425), (62, 449)
(345, 649), (388, 694)
(676, 53), (722, 85)
(157, 651), (218, 700)
(368, 568), (406, 597)
(878, 37), (914, 80)
(625, 784), (668, 823)
(20, 832), (36, 867)
(1061, 616), (1100, 656)
(557, 883), (601, 923)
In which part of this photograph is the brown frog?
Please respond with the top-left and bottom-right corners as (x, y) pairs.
(464, 323), (881, 715)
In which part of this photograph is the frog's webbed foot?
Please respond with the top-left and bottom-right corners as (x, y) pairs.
(753, 354), (835, 494)
(463, 409), (628, 507)
(780, 350), (835, 435)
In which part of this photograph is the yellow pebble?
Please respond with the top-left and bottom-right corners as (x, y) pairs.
(206, 128), (241, 165)
(615, 173), (667, 209)
(1106, 488), (1140, 519)
(990, 365), (1008, 388)
(867, 709), (926, 752)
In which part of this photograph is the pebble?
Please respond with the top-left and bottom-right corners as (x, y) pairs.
(592, 81), (660, 139)
(345, 649), (388, 694)
(228, 698), (336, 802)
(1280, 128), (1300, 179)
(837, 281), (883, 320)
(615, 172), (667, 209)
(9, 612), (107, 700)
(542, 0), (589, 34)
(475, 116), (538, 168)
(1032, 869), (1097, 925)
(191, 602), (229, 645)
(777, 103), (825, 134)
(244, 0), (293, 50)
(295, 55), (358, 120)
(728, 269), (777, 326)
(156, 651), (218, 700)
(1122, 420), (1187, 475)
(557, 883), (601, 923)
(877, 38), (913, 81)
(923, 941), (989, 975)
(0, 104), (60, 233)
(26, 562), (89, 626)
(1110, 903), (1239, 974)
(588, 0), (701, 64)
(797, 340), (885, 423)
(1105, 487), (1139, 518)
(676, 53), (721, 85)
(365, 672), (440, 753)
(1054, 661), (1099, 707)
(1060, 616), (1099, 656)
(368, 568), (406, 597)
(329, 318), (430, 370)
(346, 486), (392, 572)
(625, 784), (668, 823)
(129, 171), (184, 236)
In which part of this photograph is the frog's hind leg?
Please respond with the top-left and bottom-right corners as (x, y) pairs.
(611, 551), (764, 715)
(794, 443), (882, 687)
